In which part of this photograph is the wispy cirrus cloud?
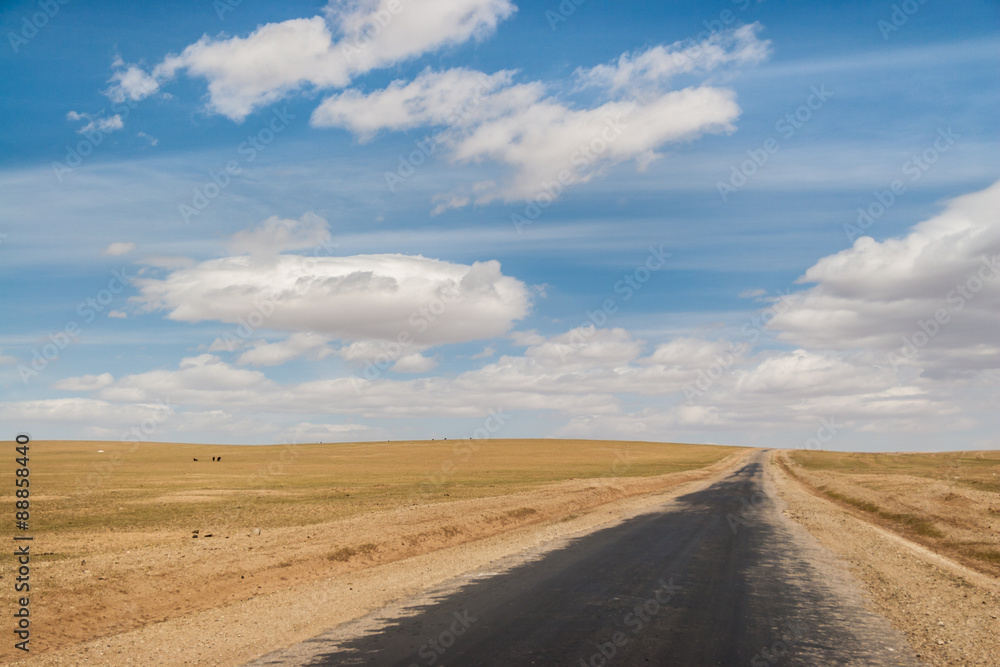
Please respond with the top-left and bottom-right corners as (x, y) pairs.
(67, 110), (124, 134)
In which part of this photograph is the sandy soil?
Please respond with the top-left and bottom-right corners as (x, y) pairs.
(771, 451), (1000, 666)
(4, 451), (749, 666)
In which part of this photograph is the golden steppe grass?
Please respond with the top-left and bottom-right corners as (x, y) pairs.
(0, 438), (743, 660)
(11, 438), (735, 536)
(784, 449), (1000, 575)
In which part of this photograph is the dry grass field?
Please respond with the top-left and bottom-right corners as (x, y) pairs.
(0, 438), (743, 662)
(783, 449), (1000, 576)
(15, 438), (734, 533)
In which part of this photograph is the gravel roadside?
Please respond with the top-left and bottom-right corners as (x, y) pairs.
(770, 451), (1000, 666)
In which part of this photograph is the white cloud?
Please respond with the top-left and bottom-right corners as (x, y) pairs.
(85, 350), (617, 418)
(0, 396), (270, 442)
(470, 345), (495, 359)
(318, 69), (743, 204)
(207, 336), (245, 353)
(327, 0), (516, 72)
(63, 326), (940, 433)
(430, 193), (473, 216)
(644, 337), (738, 367)
(575, 24), (770, 94)
(311, 67), (515, 137)
(447, 327), (702, 402)
(53, 373), (115, 391)
(137, 256), (196, 270)
(132, 216), (531, 348)
(101, 241), (136, 256)
(98, 354), (276, 406)
(108, 0), (516, 121)
(521, 326), (644, 370)
(107, 18), (763, 205)
(92, 115), (124, 133)
(237, 332), (331, 366)
(67, 111), (125, 135)
(35, 315), (994, 446)
(108, 310), (128, 319)
(729, 349), (893, 397)
(548, 344), (973, 444)
(228, 212), (334, 255)
(509, 330), (545, 346)
(106, 56), (162, 102)
(769, 179), (1000, 377)
(391, 353), (437, 373)
(312, 26), (765, 205)
(0, 398), (170, 425)
(156, 17), (349, 120)
(337, 339), (409, 362)
(456, 85), (743, 204)
(22, 183), (1000, 447)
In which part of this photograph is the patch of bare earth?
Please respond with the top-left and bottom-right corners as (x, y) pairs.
(2, 452), (749, 666)
(771, 451), (1000, 666)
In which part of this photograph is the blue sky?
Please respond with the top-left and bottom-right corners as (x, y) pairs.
(1, 0), (998, 450)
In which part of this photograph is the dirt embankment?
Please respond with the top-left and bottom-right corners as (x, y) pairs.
(3, 451), (749, 666)
(771, 451), (1000, 666)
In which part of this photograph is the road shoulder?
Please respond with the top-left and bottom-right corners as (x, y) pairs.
(769, 451), (1000, 666)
